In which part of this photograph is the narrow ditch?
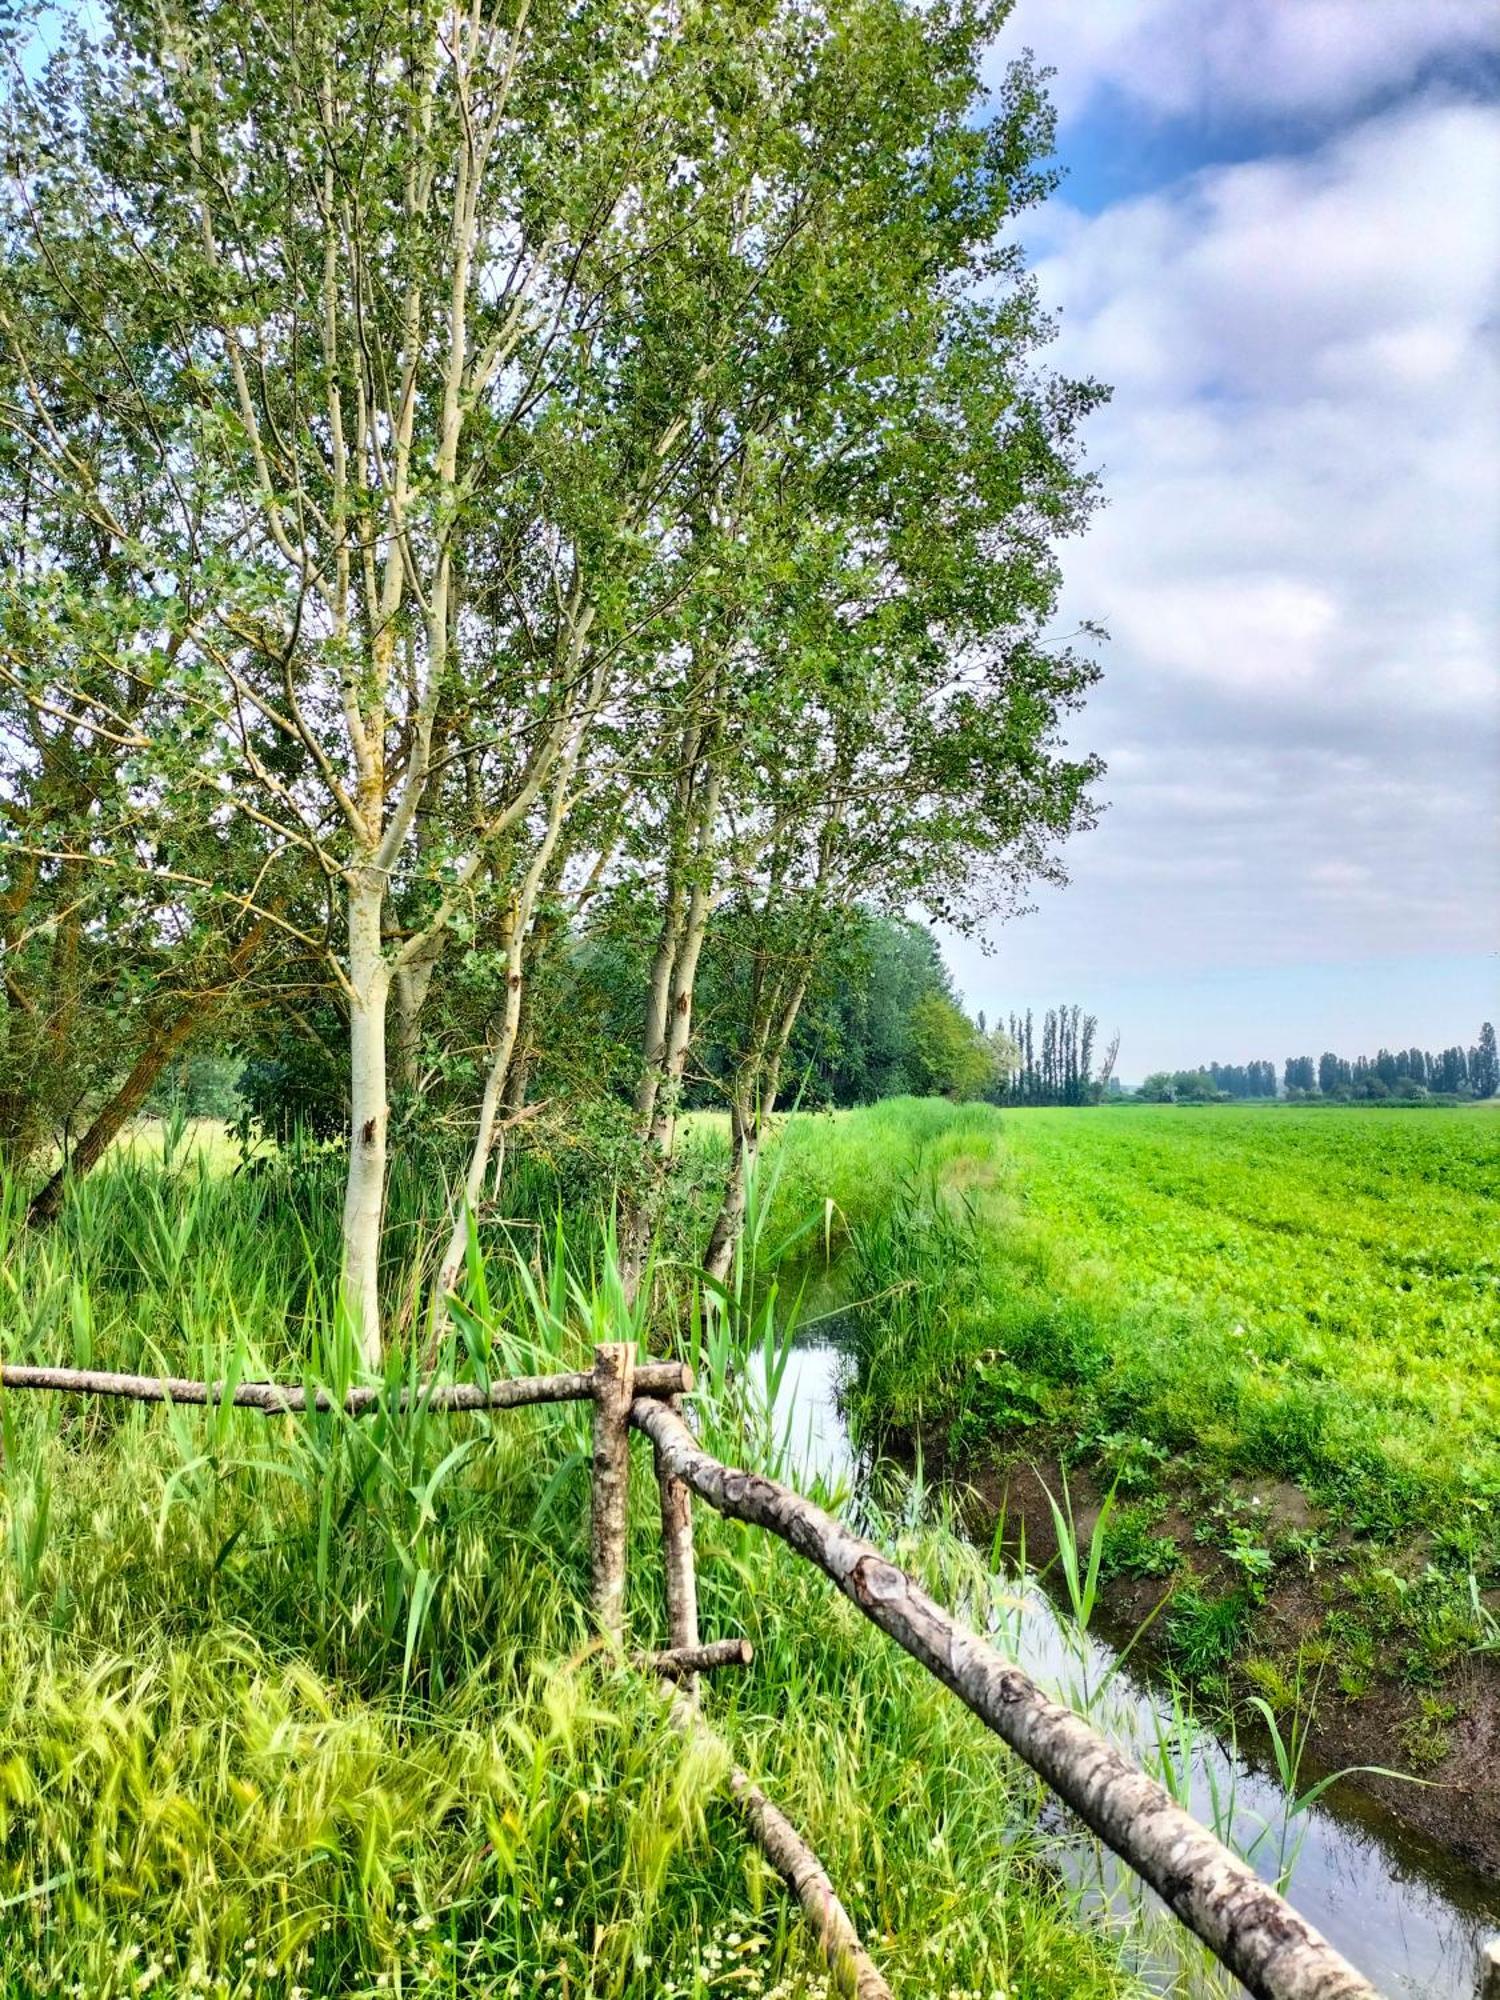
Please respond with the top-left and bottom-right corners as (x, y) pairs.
(757, 1324), (1500, 1999)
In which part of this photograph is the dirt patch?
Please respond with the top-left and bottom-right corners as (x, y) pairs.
(903, 1428), (1500, 1886)
(1226, 1475), (1318, 1533)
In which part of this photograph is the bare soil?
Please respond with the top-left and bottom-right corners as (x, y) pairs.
(906, 1429), (1500, 1885)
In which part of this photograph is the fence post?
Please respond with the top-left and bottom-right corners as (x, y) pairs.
(590, 1342), (636, 1642)
(655, 1394), (701, 1701)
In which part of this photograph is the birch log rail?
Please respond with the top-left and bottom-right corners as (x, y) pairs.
(629, 1392), (1381, 2000)
(0, 1359), (692, 1414)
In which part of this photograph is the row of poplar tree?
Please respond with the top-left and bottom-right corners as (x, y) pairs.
(985, 1006), (1118, 1106)
(0, 1), (1105, 1359)
(1155, 1030), (1499, 1101)
(1285, 1029), (1497, 1099)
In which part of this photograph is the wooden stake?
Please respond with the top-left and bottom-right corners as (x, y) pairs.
(655, 1395), (701, 1700)
(589, 1342), (636, 1642)
(631, 1394), (1377, 2000)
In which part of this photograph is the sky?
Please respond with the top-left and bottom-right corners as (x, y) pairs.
(942, 0), (1500, 1078)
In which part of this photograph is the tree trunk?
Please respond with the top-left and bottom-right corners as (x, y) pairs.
(434, 949), (524, 1300)
(433, 758), (576, 1305)
(343, 871), (391, 1366)
(622, 759), (722, 1299)
(26, 915), (271, 1227)
(392, 940), (441, 1098)
(26, 1007), (200, 1225)
(703, 1093), (756, 1284)
(702, 971), (806, 1284)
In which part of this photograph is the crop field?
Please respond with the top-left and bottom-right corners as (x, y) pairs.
(971, 1103), (1497, 1533)
(780, 1097), (1500, 1807)
(792, 1099), (1500, 1540)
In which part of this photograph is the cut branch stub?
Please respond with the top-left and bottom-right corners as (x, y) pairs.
(630, 1395), (1378, 2000)
(589, 1342), (636, 1642)
(637, 1638), (752, 1680)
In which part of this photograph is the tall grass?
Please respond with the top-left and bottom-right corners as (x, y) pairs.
(0, 1142), (1155, 2000)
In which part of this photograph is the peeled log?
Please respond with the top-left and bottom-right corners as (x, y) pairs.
(652, 1679), (891, 2000)
(590, 1343), (636, 1642)
(0, 1360), (691, 1416)
(630, 1395), (1378, 2000)
(655, 1393), (702, 1701)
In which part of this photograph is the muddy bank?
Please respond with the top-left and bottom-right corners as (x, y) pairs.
(900, 1427), (1500, 1888)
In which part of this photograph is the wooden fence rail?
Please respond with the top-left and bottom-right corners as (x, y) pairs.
(0, 1342), (1426, 2000)
(0, 1359), (691, 1414)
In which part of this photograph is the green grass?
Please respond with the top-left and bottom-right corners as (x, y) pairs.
(0, 1154), (1151, 2000)
(774, 1096), (1500, 1698)
(784, 1098), (1499, 1540)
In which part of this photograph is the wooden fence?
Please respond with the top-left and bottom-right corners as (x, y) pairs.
(0, 1346), (1405, 2000)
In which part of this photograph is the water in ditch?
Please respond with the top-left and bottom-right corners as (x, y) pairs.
(754, 1327), (1500, 1999)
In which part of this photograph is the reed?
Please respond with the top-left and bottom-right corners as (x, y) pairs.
(0, 1142), (1160, 2000)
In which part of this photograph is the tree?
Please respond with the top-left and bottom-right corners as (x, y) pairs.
(906, 994), (995, 1101)
(1475, 1021), (1498, 1099)
(1170, 1070), (1218, 1104)
(780, 913), (956, 1107)
(7, 0), (706, 1348)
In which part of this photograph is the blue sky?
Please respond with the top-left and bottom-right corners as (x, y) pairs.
(942, 0), (1500, 1076)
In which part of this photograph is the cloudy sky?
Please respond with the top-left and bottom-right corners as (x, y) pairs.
(944, 0), (1500, 1078)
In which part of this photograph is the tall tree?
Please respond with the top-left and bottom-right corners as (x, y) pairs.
(1474, 1021), (1498, 1099)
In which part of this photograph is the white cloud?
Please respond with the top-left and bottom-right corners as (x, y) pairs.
(949, 90), (1500, 1036)
(1001, 0), (1500, 125)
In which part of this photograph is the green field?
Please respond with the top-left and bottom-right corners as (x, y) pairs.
(778, 1098), (1500, 1703)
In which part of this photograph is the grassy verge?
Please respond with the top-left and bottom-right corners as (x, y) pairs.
(774, 1099), (1500, 1764)
(0, 1156), (1150, 2000)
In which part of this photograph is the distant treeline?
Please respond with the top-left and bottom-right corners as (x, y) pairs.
(1205, 1061), (1278, 1098)
(1285, 1026), (1496, 1099)
(1148, 1023), (1498, 1103)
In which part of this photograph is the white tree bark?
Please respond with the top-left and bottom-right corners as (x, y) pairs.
(343, 871), (392, 1365)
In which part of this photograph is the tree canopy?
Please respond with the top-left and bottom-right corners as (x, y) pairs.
(2, 0), (1106, 1349)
